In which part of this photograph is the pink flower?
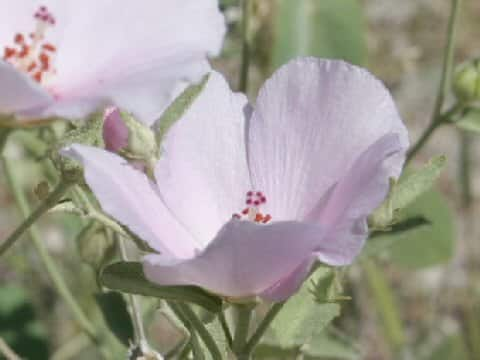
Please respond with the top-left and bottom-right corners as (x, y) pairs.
(0, 0), (225, 124)
(62, 58), (409, 301)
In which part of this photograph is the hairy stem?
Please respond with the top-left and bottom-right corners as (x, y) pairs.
(116, 234), (148, 346)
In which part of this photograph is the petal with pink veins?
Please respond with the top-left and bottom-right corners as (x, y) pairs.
(309, 133), (403, 265)
(154, 71), (252, 248)
(0, 61), (53, 115)
(143, 220), (325, 299)
(247, 58), (408, 222)
(61, 144), (199, 258)
(47, 0), (226, 124)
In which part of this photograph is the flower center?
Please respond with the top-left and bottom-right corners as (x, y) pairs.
(2, 6), (57, 84)
(232, 191), (272, 224)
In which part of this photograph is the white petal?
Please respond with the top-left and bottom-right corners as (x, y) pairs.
(154, 71), (251, 248)
(143, 219), (324, 299)
(46, 0), (225, 124)
(61, 144), (198, 258)
(247, 58), (409, 221)
(0, 61), (52, 115)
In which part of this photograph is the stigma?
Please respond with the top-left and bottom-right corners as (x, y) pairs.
(232, 191), (272, 224)
(2, 6), (57, 84)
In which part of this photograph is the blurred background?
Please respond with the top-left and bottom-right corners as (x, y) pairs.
(1, 0), (480, 359)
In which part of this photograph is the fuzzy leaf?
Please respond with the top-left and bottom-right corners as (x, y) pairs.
(264, 268), (340, 349)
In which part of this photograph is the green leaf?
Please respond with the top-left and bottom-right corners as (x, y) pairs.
(265, 268), (340, 349)
(365, 216), (431, 256)
(95, 291), (135, 347)
(272, 0), (366, 69)
(100, 262), (222, 313)
(386, 190), (454, 268)
(302, 331), (360, 359)
(370, 156), (446, 229)
(456, 108), (480, 134)
(155, 74), (209, 144)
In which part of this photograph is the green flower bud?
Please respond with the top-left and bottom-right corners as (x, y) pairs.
(452, 59), (480, 103)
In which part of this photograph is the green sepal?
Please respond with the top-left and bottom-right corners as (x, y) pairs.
(100, 262), (223, 313)
(155, 74), (210, 145)
(369, 155), (446, 230)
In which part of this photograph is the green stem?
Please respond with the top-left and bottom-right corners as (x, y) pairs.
(406, 102), (462, 162)
(362, 260), (405, 355)
(242, 302), (285, 357)
(116, 234), (147, 346)
(1, 157), (98, 343)
(238, 0), (251, 93)
(175, 302), (223, 360)
(459, 130), (473, 208)
(233, 304), (253, 358)
(219, 310), (233, 348)
(406, 0), (461, 162)
(0, 175), (73, 257)
(0, 128), (11, 154)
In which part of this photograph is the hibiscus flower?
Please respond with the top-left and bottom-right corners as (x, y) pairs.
(63, 58), (408, 301)
(0, 0), (225, 124)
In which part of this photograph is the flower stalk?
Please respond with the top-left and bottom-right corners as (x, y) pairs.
(232, 304), (253, 359)
(406, 0), (462, 162)
(242, 302), (285, 357)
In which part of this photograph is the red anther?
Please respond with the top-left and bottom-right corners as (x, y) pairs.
(241, 208), (249, 215)
(256, 191), (263, 197)
(232, 214), (241, 220)
(254, 213), (263, 222)
(27, 62), (37, 72)
(14, 33), (25, 44)
(39, 52), (49, 69)
(42, 43), (56, 52)
(262, 214), (272, 223)
(246, 199), (252, 205)
(260, 196), (266, 203)
(33, 71), (42, 82)
(253, 200), (260, 206)
(18, 45), (29, 58)
(246, 191), (253, 197)
(39, 5), (47, 12)
(3, 47), (16, 59)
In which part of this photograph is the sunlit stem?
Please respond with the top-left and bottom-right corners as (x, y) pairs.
(116, 233), (148, 348)
(0, 175), (73, 256)
(1, 157), (99, 345)
(406, 0), (461, 162)
(242, 302), (285, 357)
(238, 0), (251, 93)
(168, 301), (222, 360)
(233, 304), (253, 359)
(459, 130), (473, 208)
